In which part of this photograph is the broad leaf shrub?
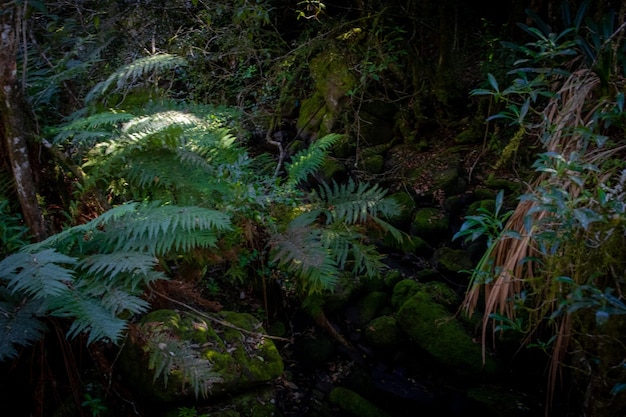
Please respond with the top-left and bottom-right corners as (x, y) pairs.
(459, 3), (626, 415)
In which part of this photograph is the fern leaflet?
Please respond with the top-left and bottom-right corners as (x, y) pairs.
(285, 133), (342, 186)
(0, 249), (76, 299)
(86, 54), (186, 103)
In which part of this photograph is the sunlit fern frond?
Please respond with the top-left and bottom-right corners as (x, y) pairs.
(313, 179), (401, 225)
(285, 133), (343, 186)
(52, 111), (134, 146)
(85, 53), (186, 103)
(320, 226), (385, 278)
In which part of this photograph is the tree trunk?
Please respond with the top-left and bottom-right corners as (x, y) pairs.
(0, 5), (47, 241)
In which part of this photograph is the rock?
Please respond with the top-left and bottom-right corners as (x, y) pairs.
(363, 315), (400, 351)
(432, 246), (473, 278)
(411, 207), (450, 244)
(329, 386), (391, 417)
(396, 289), (497, 375)
(119, 309), (284, 402)
(345, 291), (388, 327)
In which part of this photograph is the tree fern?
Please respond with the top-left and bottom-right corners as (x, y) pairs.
(85, 53), (186, 103)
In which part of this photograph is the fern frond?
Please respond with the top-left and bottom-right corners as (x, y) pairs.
(78, 281), (150, 316)
(48, 291), (127, 344)
(314, 179), (400, 225)
(86, 54), (186, 103)
(0, 249), (76, 299)
(53, 111), (134, 145)
(270, 225), (339, 293)
(147, 328), (219, 398)
(122, 110), (200, 137)
(77, 252), (159, 285)
(0, 289), (47, 361)
(285, 133), (343, 186)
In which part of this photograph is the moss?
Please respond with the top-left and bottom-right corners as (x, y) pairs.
(432, 166), (467, 195)
(422, 281), (459, 307)
(387, 191), (416, 226)
(391, 279), (420, 310)
(329, 387), (391, 417)
(352, 291), (388, 326)
(433, 247), (473, 277)
(358, 154), (384, 174)
(397, 291), (497, 375)
(411, 207), (450, 243)
(466, 199), (495, 216)
(120, 310), (284, 402)
(364, 315), (400, 350)
(484, 173), (520, 194)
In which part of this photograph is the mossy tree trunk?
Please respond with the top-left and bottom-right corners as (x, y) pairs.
(0, 4), (46, 241)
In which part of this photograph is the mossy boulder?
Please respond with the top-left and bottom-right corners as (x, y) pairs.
(432, 166), (467, 196)
(391, 279), (421, 311)
(358, 154), (384, 175)
(347, 290), (389, 327)
(396, 289), (497, 375)
(364, 315), (400, 351)
(387, 191), (416, 227)
(329, 386), (391, 417)
(119, 309), (284, 402)
(297, 48), (357, 139)
(433, 246), (473, 278)
(412, 207), (450, 244)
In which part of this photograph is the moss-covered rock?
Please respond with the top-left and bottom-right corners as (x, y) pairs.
(296, 48), (357, 140)
(396, 290), (497, 375)
(433, 166), (467, 196)
(358, 154), (384, 174)
(119, 309), (284, 403)
(329, 387), (391, 417)
(364, 315), (400, 351)
(412, 207), (450, 244)
(433, 246), (473, 278)
(391, 279), (421, 311)
(387, 191), (416, 227)
(348, 290), (389, 327)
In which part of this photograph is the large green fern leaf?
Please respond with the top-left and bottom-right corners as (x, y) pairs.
(285, 133), (342, 186)
(0, 249), (76, 299)
(0, 289), (47, 361)
(85, 54), (186, 103)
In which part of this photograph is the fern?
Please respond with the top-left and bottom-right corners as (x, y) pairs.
(0, 201), (233, 356)
(52, 111), (134, 146)
(0, 249), (76, 299)
(147, 326), (220, 399)
(0, 289), (47, 361)
(47, 292), (128, 345)
(285, 133), (343, 186)
(270, 177), (404, 293)
(85, 53), (186, 103)
(270, 225), (339, 293)
(314, 179), (400, 225)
